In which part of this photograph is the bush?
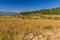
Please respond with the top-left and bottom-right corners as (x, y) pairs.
(40, 16), (45, 19)
(24, 37), (31, 40)
(47, 17), (52, 19)
(0, 37), (3, 40)
(43, 25), (53, 30)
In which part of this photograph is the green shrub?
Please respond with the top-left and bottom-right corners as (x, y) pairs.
(24, 37), (31, 40)
(40, 16), (45, 19)
(0, 37), (3, 40)
(43, 25), (53, 30)
(47, 17), (52, 19)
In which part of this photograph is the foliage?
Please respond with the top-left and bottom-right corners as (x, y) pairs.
(0, 37), (3, 40)
(18, 7), (60, 16)
(43, 25), (53, 30)
(24, 37), (31, 40)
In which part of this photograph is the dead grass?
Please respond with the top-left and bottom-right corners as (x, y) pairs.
(0, 16), (60, 40)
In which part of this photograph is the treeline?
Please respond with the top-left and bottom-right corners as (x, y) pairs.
(18, 7), (60, 15)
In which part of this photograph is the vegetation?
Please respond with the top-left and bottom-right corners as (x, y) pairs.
(13, 7), (60, 19)
(0, 7), (60, 40)
(43, 25), (53, 30)
(0, 17), (59, 40)
(18, 7), (60, 16)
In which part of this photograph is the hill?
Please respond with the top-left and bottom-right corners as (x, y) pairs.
(0, 12), (17, 16)
(0, 7), (60, 16)
(18, 7), (60, 15)
(14, 7), (60, 19)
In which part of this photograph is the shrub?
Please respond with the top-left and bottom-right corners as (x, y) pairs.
(0, 37), (3, 40)
(24, 37), (31, 40)
(40, 16), (45, 19)
(47, 17), (52, 19)
(43, 25), (53, 30)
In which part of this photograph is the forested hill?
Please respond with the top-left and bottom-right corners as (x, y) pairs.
(18, 7), (60, 15)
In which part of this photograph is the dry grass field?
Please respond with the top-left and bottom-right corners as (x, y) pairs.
(0, 16), (60, 40)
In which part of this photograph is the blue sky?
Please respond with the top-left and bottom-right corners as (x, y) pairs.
(0, 0), (60, 12)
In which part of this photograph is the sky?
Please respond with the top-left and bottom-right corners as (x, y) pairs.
(0, 0), (60, 13)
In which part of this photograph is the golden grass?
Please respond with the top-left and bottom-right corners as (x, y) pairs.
(0, 16), (60, 40)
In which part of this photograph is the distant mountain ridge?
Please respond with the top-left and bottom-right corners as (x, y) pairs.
(0, 12), (17, 15)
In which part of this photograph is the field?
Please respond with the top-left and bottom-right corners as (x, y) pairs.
(0, 16), (60, 40)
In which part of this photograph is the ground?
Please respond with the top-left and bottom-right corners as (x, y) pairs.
(0, 16), (60, 40)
